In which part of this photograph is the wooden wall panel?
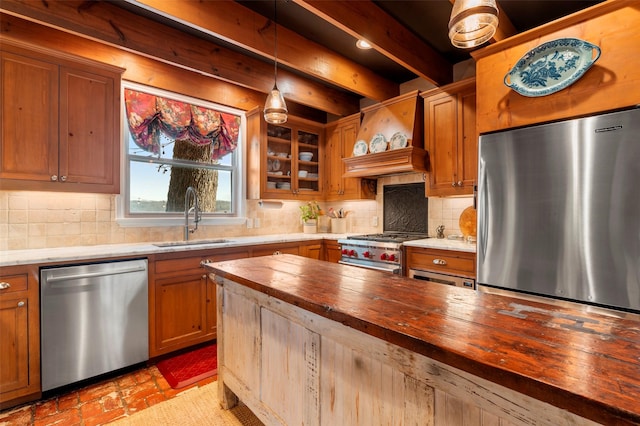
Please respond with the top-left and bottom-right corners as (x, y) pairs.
(472, 2), (640, 134)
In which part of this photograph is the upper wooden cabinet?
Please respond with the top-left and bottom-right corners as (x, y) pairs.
(471, 3), (640, 133)
(422, 78), (476, 197)
(324, 113), (376, 201)
(246, 109), (324, 200)
(0, 41), (123, 193)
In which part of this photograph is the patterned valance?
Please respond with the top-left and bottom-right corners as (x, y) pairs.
(124, 89), (241, 160)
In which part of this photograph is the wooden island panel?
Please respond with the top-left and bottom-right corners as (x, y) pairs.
(206, 255), (640, 426)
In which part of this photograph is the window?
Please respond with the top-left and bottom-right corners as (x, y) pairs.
(117, 82), (246, 226)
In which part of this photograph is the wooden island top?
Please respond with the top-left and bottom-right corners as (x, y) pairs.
(205, 254), (640, 425)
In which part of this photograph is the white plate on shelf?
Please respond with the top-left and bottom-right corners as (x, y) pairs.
(353, 140), (368, 156)
(369, 133), (387, 153)
(389, 132), (408, 150)
(271, 159), (280, 171)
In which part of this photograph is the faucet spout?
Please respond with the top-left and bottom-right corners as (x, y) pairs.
(184, 186), (200, 240)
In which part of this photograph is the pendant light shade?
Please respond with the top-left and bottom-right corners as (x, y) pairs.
(448, 0), (499, 49)
(264, 0), (288, 124)
(264, 83), (288, 124)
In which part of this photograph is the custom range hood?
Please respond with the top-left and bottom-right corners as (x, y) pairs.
(343, 91), (427, 178)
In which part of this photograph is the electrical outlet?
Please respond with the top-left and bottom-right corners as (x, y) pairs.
(372, 216), (379, 227)
(254, 218), (261, 228)
(246, 218), (253, 228)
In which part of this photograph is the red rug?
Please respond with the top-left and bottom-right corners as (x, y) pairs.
(157, 344), (218, 389)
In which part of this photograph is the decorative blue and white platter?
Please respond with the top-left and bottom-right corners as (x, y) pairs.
(369, 133), (388, 153)
(389, 132), (408, 150)
(353, 140), (368, 156)
(504, 38), (601, 97)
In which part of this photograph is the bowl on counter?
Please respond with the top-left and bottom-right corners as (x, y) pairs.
(299, 152), (313, 161)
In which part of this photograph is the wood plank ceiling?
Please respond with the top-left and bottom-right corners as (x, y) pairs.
(1, 0), (603, 121)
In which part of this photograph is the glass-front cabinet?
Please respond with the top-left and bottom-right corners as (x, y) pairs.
(247, 109), (323, 200)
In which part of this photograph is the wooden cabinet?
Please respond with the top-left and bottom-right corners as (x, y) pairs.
(150, 240), (322, 357)
(405, 246), (475, 279)
(250, 241), (322, 260)
(322, 239), (342, 263)
(422, 78), (476, 197)
(247, 109), (324, 200)
(325, 114), (376, 201)
(0, 41), (123, 193)
(0, 266), (40, 409)
(150, 248), (250, 357)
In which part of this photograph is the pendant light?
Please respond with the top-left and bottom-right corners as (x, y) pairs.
(448, 0), (499, 49)
(264, 0), (288, 124)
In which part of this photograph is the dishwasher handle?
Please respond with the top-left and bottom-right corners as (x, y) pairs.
(45, 265), (147, 285)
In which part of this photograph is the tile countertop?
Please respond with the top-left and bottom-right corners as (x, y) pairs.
(0, 233), (351, 268)
(403, 237), (476, 253)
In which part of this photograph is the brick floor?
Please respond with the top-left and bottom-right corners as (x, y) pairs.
(0, 364), (217, 426)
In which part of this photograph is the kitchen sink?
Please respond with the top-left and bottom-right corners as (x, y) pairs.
(153, 239), (230, 247)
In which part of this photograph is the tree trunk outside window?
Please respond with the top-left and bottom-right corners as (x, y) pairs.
(166, 139), (218, 212)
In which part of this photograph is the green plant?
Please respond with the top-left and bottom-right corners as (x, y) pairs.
(299, 201), (321, 222)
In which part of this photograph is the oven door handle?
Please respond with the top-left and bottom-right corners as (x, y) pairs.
(339, 261), (401, 274)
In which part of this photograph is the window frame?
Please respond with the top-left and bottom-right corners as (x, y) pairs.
(116, 81), (247, 227)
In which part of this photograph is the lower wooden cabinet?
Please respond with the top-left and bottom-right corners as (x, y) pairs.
(149, 240), (324, 357)
(0, 266), (40, 409)
(323, 239), (342, 263)
(149, 248), (250, 357)
(404, 246), (476, 279)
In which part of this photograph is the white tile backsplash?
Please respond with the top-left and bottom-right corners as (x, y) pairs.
(0, 182), (473, 250)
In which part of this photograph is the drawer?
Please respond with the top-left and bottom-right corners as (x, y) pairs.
(405, 248), (476, 277)
(155, 256), (205, 274)
(0, 274), (28, 294)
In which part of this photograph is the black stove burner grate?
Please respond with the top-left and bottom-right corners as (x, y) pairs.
(347, 232), (430, 243)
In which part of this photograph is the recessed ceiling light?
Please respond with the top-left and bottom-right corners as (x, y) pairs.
(356, 39), (372, 50)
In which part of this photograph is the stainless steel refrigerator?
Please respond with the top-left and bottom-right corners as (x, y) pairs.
(477, 107), (640, 313)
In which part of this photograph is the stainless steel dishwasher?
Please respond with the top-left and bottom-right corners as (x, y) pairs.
(40, 258), (149, 392)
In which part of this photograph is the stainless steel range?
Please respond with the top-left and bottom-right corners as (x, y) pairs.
(338, 183), (428, 275)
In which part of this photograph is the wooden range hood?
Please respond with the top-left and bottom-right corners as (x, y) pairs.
(343, 90), (427, 178)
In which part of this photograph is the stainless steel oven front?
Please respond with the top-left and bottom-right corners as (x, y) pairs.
(408, 269), (475, 289)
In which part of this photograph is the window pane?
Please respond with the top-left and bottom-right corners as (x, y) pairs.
(129, 161), (233, 214)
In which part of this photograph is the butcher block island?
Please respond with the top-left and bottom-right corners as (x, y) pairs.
(204, 255), (640, 426)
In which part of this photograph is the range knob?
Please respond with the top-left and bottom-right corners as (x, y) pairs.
(349, 250), (356, 257)
(388, 254), (397, 262)
(363, 251), (371, 259)
(380, 253), (388, 260)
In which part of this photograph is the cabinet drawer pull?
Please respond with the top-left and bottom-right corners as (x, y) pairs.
(432, 259), (447, 265)
(0, 282), (11, 290)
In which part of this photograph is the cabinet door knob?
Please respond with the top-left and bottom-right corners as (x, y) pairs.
(457, 181), (463, 186)
(451, 182), (456, 187)
(18, 301), (25, 307)
(0, 281), (11, 290)
(200, 259), (213, 267)
(60, 175), (67, 182)
(51, 175), (58, 181)
(433, 258), (447, 265)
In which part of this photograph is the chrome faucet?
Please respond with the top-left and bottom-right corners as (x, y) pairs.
(184, 186), (201, 240)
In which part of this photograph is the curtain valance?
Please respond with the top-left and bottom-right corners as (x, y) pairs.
(124, 89), (240, 160)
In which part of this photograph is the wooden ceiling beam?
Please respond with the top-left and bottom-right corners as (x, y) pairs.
(292, 0), (453, 87)
(132, 0), (399, 102)
(0, 0), (359, 117)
